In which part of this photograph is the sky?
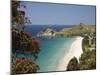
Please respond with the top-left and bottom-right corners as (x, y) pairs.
(21, 1), (96, 25)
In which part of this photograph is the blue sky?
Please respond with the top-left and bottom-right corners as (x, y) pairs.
(21, 1), (96, 25)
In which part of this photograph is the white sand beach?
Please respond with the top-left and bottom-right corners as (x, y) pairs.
(56, 36), (84, 71)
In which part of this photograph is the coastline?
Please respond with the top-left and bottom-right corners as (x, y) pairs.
(56, 36), (84, 71)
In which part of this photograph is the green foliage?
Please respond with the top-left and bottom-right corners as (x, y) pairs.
(82, 32), (96, 52)
(67, 57), (79, 71)
(12, 0), (31, 30)
(67, 50), (96, 71)
(67, 34), (96, 71)
(79, 50), (96, 70)
(11, 58), (40, 74)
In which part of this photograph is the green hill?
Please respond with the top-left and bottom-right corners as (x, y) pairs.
(56, 23), (95, 37)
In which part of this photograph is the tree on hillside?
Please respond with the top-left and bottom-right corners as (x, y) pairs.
(67, 57), (79, 71)
(11, 0), (40, 74)
(12, 0), (31, 30)
(79, 50), (96, 70)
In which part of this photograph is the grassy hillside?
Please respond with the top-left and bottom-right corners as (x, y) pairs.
(56, 23), (95, 37)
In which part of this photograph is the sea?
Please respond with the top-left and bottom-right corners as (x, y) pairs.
(14, 25), (76, 72)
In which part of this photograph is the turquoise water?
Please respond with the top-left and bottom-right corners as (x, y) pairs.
(13, 37), (75, 72)
(13, 25), (76, 72)
(36, 37), (75, 72)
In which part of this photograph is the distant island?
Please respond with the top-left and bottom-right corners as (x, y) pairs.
(37, 28), (57, 37)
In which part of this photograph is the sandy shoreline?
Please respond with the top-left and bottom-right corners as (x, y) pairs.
(56, 36), (84, 71)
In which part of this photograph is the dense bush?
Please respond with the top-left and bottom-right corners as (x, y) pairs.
(12, 28), (40, 60)
(67, 49), (96, 71)
(67, 57), (79, 71)
(79, 50), (96, 70)
(11, 57), (40, 74)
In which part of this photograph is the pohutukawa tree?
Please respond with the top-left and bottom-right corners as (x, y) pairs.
(11, 0), (40, 74)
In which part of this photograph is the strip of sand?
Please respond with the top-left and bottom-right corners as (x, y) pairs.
(56, 36), (84, 71)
